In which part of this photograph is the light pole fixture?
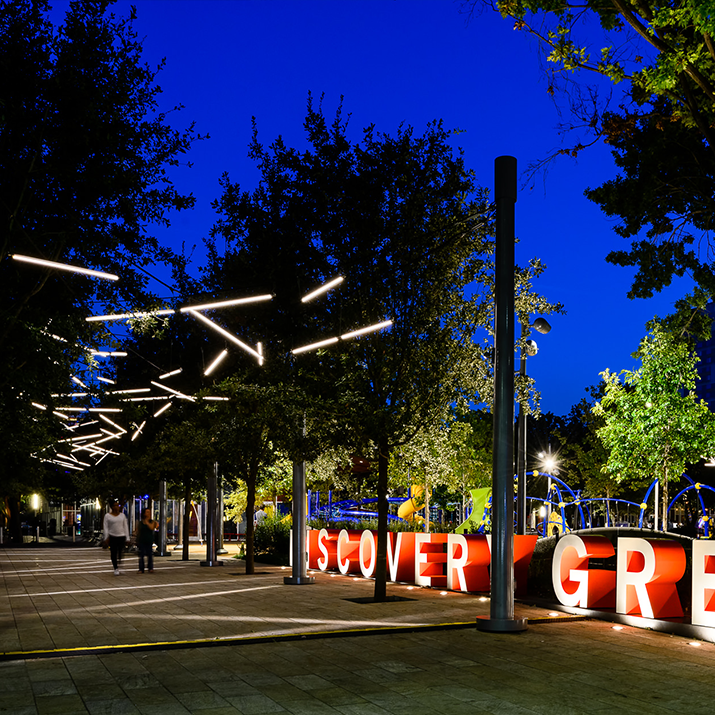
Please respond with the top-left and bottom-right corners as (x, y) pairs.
(477, 156), (527, 633)
(516, 316), (551, 536)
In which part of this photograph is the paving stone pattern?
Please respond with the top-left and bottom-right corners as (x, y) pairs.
(2, 543), (715, 713)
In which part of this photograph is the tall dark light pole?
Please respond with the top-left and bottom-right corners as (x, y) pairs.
(516, 317), (551, 535)
(477, 156), (527, 633)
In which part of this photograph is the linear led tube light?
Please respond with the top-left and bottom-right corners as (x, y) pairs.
(32, 402), (46, 410)
(131, 421), (146, 441)
(90, 351), (128, 357)
(88, 408), (122, 413)
(341, 320), (393, 340)
(202, 396), (230, 401)
(204, 349), (228, 376)
(55, 407), (88, 412)
(187, 309), (263, 363)
(95, 452), (111, 465)
(159, 368), (182, 380)
(291, 337), (340, 355)
(12, 254), (119, 281)
(53, 411), (72, 420)
(179, 295), (273, 312)
(98, 413), (126, 434)
(51, 393), (88, 398)
(150, 381), (195, 402)
(86, 309), (175, 322)
(110, 388), (150, 395)
(153, 402), (172, 418)
(301, 276), (344, 303)
(97, 376), (116, 384)
(56, 455), (91, 467)
(257, 341), (264, 367)
(72, 376), (88, 388)
(50, 460), (85, 471)
(120, 395), (170, 402)
(96, 433), (122, 445)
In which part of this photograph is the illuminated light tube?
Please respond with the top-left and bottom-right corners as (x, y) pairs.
(51, 393), (88, 398)
(341, 320), (393, 341)
(98, 413), (126, 434)
(97, 376), (116, 384)
(55, 407), (88, 412)
(87, 408), (122, 413)
(58, 433), (104, 443)
(12, 254), (119, 281)
(203, 396), (230, 401)
(150, 381), (195, 402)
(204, 349), (228, 376)
(179, 295), (273, 312)
(96, 433), (122, 445)
(301, 276), (344, 303)
(72, 376), (88, 388)
(86, 309), (175, 322)
(56, 455), (91, 467)
(95, 452), (111, 465)
(121, 396), (170, 402)
(90, 351), (128, 357)
(50, 460), (85, 471)
(52, 411), (72, 420)
(131, 421), (146, 441)
(291, 337), (340, 355)
(257, 341), (264, 367)
(110, 388), (150, 395)
(153, 402), (172, 418)
(187, 309), (263, 363)
(32, 402), (47, 410)
(159, 368), (182, 380)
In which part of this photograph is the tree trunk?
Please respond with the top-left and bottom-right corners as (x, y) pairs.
(373, 441), (389, 602)
(182, 479), (191, 561)
(8, 494), (22, 542)
(245, 469), (256, 575)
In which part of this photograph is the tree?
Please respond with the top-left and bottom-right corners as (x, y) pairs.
(203, 96), (562, 599)
(0, 0), (201, 521)
(593, 323), (715, 529)
(468, 1), (715, 307)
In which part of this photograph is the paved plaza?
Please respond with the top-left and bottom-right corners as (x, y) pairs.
(2, 540), (715, 714)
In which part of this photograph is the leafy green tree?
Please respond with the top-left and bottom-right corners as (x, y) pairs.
(468, 1), (715, 308)
(593, 324), (715, 529)
(0, 0), (201, 526)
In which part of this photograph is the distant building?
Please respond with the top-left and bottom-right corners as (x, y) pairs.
(694, 303), (715, 409)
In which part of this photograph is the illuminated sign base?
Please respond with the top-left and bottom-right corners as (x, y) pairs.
(296, 529), (715, 640)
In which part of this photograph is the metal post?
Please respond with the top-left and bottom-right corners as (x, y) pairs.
(478, 156), (527, 633)
(284, 458), (315, 585)
(217, 481), (228, 554)
(201, 463), (223, 567)
(516, 340), (527, 536)
(157, 479), (168, 557)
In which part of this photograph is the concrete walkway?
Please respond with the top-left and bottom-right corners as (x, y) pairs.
(1, 542), (715, 714)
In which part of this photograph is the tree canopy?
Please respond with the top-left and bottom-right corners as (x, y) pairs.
(0, 0), (201, 510)
(593, 323), (715, 527)
(469, 1), (715, 310)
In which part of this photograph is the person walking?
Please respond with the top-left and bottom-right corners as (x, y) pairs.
(102, 501), (129, 575)
(136, 507), (158, 573)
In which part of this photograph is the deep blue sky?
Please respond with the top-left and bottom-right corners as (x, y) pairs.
(58, 0), (694, 416)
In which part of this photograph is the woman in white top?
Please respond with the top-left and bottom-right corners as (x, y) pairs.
(102, 501), (129, 575)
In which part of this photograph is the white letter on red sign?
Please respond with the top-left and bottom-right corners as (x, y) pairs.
(552, 534), (615, 608)
(692, 539), (715, 628)
(616, 537), (685, 618)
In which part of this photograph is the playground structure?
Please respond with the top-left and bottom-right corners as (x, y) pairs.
(307, 471), (715, 537)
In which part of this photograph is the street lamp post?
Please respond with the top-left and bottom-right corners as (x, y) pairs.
(516, 317), (551, 535)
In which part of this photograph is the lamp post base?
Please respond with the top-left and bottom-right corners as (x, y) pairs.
(476, 616), (528, 633)
(283, 575), (315, 585)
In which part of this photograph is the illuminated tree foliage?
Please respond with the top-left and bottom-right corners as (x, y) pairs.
(0, 0), (200, 516)
(468, 1), (715, 312)
(593, 324), (715, 528)
(203, 95), (561, 599)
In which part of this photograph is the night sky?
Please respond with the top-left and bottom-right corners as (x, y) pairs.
(55, 0), (696, 416)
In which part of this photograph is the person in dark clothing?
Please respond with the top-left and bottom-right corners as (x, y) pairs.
(136, 508), (158, 573)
